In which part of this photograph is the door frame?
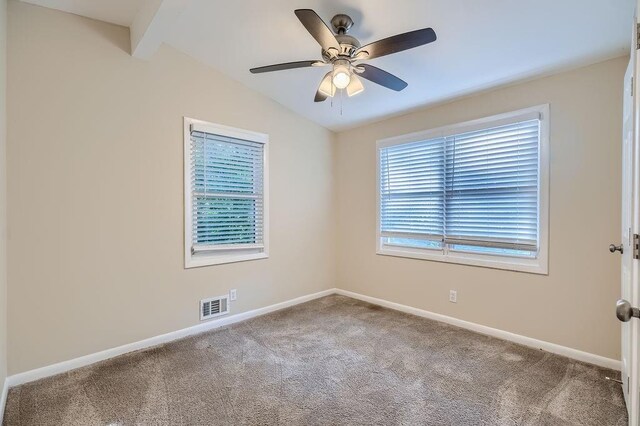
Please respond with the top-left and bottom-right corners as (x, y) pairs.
(624, 10), (640, 425)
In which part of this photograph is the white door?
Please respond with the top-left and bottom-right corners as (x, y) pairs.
(617, 13), (640, 425)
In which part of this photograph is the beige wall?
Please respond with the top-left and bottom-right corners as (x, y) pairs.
(6, 1), (336, 375)
(0, 0), (7, 391)
(4, 0), (627, 376)
(336, 56), (627, 360)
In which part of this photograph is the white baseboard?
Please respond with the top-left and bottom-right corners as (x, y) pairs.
(335, 289), (621, 371)
(5, 286), (620, 389)
(7, 288), (336, 387)
(0, 377), (8, 421)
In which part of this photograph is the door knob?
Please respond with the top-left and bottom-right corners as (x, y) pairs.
(610, 244), (624, 254)
(616, 299), (640, 322)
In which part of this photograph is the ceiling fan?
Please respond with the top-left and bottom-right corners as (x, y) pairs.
(249, 9), (437, 102)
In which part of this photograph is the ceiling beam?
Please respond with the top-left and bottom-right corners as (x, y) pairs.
(130, 0), (190, 59)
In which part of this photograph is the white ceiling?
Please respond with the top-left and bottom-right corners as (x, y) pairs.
(21, 0), (145, 27)
(20, 0), (635, 131)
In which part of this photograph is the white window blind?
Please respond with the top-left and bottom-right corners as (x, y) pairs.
(380, 115), (541, 256)
(444, 120), (539, 252)
(380, 137), (445, 247)
(190, 129), (265, 254)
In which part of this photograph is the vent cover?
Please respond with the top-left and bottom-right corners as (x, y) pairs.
(200, 295), (229, 321)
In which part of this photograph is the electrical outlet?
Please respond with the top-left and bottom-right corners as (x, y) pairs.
(229, 289), (237, 301)
(449, 290), (457, 303)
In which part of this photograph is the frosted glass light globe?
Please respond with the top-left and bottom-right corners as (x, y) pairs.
(332, 60), (351, 89)
(332, 71), (350, 89)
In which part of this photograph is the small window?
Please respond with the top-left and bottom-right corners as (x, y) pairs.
(377, 105), (549, 274)
(184, 118), (269, 268)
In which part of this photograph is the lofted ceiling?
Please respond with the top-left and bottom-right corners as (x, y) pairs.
(21, 0), (145, 27)
(20, 0), (634, 131)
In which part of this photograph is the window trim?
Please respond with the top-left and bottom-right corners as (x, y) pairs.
(375, 105), (549, 275)
(184, 117), (269, 268)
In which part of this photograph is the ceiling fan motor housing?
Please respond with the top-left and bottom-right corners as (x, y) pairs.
(322, 34), (360, 60)
(321, 15), (360, 61)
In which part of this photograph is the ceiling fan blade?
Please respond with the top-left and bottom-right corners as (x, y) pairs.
(295, 9), (341, 53)
(356, 28), (436, 60)
(357, 64), (408, 91)
(250, 60), (323, 74)
(315, 72), (334, 102)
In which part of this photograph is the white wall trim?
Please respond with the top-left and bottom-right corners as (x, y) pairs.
(6, 289), (335, 387)
(5, 287), (620, 389)
(335, 289), (620, 371)
(0, 378), (8, 421)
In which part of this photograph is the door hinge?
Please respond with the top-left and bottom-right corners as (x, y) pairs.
(634, 234), (640, 260)
(632, 76), (635, 93)
(637, 23), (640, 49)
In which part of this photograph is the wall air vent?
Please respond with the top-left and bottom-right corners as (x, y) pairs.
(200, 295), (229, 321)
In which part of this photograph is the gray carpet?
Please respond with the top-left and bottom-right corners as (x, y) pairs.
(3, 295), (628, 425)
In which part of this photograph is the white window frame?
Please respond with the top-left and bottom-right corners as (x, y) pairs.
(376, 105), (550, 275)
(184, 117), (269, 268)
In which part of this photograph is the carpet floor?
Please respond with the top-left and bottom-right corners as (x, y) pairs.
(3, 295), (628, 425)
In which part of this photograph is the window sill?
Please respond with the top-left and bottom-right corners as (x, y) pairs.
(376, 246), (548, 275)
(185, 252), (268, 269)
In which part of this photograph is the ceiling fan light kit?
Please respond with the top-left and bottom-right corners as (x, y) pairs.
(318, 72), (336, 98)
(250, 9), (437, 104)
(346, 74), (364, 97)
(332, 59), (351, 89)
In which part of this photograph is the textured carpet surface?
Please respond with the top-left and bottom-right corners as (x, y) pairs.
(3, 295), (628, 425)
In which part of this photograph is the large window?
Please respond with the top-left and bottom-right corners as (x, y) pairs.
(184, 118), (269, 268)
(377, 105), (549, 274)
